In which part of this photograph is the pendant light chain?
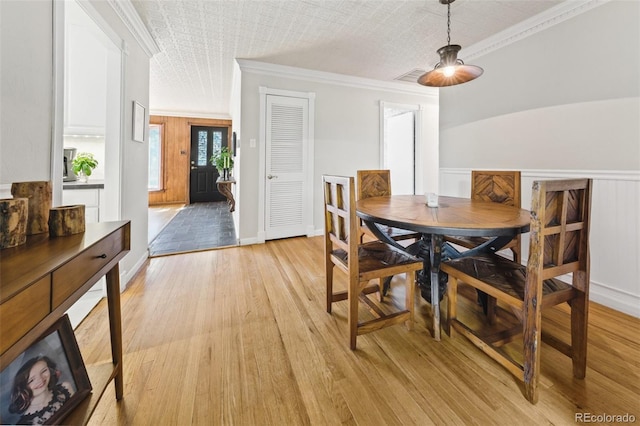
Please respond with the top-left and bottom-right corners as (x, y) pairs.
(417, 0), (484, 86)
(447, 1), (451, 46)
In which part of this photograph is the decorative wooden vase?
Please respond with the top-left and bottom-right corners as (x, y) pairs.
(48, 205), (86, 237)
(10, 181), (52, 235)
(0, 198), (28, 249)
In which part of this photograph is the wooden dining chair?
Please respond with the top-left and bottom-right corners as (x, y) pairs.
(442, 178), (592, 403)
(323, 175), (423, 350)
(356, 170), (420, 243)
(446, 170), (522, 262)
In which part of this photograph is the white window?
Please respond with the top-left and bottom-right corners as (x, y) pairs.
(148, 124), (163, 191)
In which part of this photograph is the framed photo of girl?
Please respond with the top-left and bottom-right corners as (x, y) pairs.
(0, 315), (91, 425)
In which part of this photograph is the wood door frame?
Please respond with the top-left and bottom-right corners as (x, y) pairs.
(148, 116), (231, 205)
(257, 87), (315, 242)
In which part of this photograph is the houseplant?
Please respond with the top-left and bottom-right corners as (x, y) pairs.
(210, 147), (233, 178)
(72, 152), (98, 182)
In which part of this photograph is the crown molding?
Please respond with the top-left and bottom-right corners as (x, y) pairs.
(462, 0), (610, 61)
(149, 110), (232, 120)
(237, 59), (439, 100)
(106, 0), (160, 58)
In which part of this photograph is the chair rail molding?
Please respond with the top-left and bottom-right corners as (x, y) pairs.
(440, 167), (640, 318)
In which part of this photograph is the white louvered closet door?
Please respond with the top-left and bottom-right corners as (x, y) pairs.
(265, 95), (309, 240)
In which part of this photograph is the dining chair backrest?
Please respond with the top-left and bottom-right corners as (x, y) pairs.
(323, 175), (358, 273)
(471, 170), (521, 207)
(527, 178), (592, 287)
(357, 169), (392, 200)
(355, 170), (420, 245)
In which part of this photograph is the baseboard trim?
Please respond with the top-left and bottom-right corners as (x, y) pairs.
(122, 252), (149, 292)
(590, 281), (640, 318)
(240, 236), (264, 246)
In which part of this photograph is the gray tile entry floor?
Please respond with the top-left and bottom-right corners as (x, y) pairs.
(149, 202), (237, 257)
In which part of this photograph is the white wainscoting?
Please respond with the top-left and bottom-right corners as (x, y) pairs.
(440, 168), (640, 318)
(0, 184), (11, 199)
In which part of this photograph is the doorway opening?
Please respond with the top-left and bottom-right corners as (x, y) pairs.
(381, 102), (419, 195)
(54, 0), (124, 327)
(147, 121), (237, 254)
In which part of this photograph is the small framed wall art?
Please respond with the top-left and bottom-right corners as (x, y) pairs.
(132, 101), (146, 142)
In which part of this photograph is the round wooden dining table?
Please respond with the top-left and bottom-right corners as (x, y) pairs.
(356, 195), (531, 340)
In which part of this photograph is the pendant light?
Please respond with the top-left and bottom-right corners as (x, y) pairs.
(418, 0), (483, 87)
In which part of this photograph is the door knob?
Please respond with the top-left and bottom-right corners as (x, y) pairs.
(191, 166), (197, 170)
(267, 174), (278, 179)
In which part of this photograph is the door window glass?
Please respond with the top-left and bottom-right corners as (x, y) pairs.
(197, 130), (208, 166)
(213, 131), (222, 155)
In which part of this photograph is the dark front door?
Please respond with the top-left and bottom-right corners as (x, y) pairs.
(189, 126), (228, 203)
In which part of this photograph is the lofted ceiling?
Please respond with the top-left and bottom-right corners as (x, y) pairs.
(130, 0), (566, 117)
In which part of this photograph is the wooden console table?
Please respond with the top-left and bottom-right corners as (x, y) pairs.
(0, 220), (130, 424)
(216, 177), (236, 212)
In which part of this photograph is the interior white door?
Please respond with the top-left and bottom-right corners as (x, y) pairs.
(382, 104), (417, 195)
(265, 95), (309, 240)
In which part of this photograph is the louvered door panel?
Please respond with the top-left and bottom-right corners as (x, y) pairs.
(265, 95), (309, 239)
(269, 181), (304, 228)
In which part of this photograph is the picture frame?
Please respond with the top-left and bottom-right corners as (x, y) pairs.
(132, 101), (146, 142)
(0, 315), (92, 425)
(232, 131), (237, 157)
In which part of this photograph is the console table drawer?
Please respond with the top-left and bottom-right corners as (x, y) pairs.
(52, 227), (125, 308)
(0, 276), (51, 354)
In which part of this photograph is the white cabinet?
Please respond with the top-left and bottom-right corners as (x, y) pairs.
(64, 3), (107, 136)
(62, 188), (103, 223)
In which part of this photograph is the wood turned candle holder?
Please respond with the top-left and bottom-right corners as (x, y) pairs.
(0, 197), (28, 249)
(48, 204), (86, 237)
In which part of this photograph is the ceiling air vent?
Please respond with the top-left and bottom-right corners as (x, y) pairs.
(394, 68), (427, 83)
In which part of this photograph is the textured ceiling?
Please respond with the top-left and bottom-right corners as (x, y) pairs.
(131, 0), (564, 117)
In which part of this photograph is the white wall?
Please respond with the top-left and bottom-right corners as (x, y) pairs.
(438, 1), (640, 316)
(0, 1), (53, 183)
(237, 62), (439, 243)
(0, 0), (151, 292)
(83, 0), (151, 287)
(439, 1), (639, 170)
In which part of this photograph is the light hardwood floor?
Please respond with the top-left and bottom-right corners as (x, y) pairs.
(76, 236), (640, 425)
